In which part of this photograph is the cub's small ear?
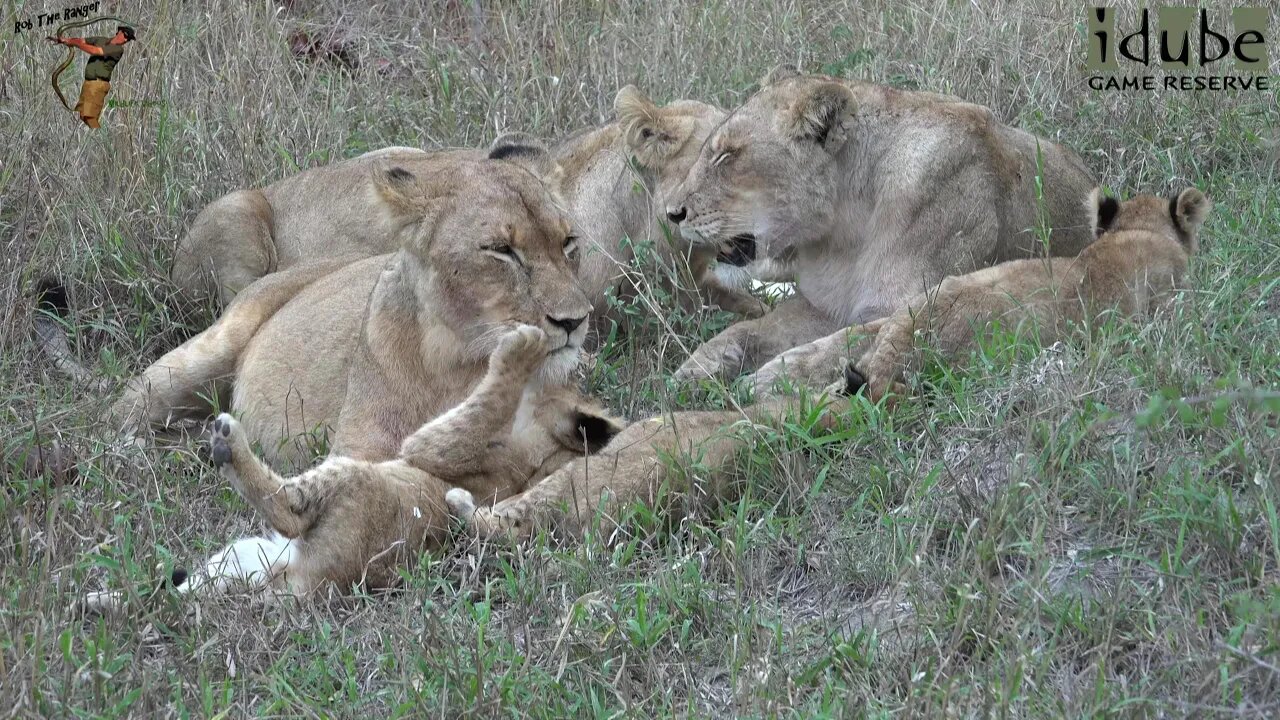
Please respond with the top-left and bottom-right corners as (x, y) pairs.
(615, 85), (678, 167)
(759, 64), (801, 87)
(487, 132), (555, 177)
(841, 361), (868, 397)
(570, 409), (625, 453)
(1088, 187), (1120, 237)
(613, 84), (656, 121)
(782, 81), (855, 150)
(1171, 187), (1211, 232)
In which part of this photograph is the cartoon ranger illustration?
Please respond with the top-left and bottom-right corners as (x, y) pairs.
(46, 24), (136, 129)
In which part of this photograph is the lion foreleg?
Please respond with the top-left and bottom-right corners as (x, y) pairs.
(169, 189), (277, 305)
(399, 325), (548, 478)
(675, 293), (837, 382)
(748, 319), (885, 397)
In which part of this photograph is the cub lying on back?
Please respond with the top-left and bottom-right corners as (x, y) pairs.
(837, 187), (1210, 403)
(84, 326), (623, 603)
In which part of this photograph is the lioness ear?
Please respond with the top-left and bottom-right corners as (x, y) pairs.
(615, 85), (678, 168)
(372, 166), (421, 218)
(488, 132), (554, 176)
(1171, 187), (1211, 233)
(783, 81), (855, 150)
(1088, 188), (1120, 238)
(372, 165), (449, 227)
(759, 64), (801, 87)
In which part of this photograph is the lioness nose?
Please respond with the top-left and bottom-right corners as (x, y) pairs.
(547, 314), (586, 335)
(666, 206), (687, 224)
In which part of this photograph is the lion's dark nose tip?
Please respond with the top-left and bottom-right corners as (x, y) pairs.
(666, 207), (687, 224)
(547, 314), (586, 335)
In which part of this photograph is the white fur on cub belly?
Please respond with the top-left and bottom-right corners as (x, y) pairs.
(184, 532), (298, 594)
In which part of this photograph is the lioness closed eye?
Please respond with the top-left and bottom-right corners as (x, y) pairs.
(834, 187), (1211, 404)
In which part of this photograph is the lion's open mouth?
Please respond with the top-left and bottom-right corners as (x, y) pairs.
(717, 234), (757, 266)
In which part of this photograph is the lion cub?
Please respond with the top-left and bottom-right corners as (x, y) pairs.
(168, 325), (621, 598)
(840, 187), (1211, 402)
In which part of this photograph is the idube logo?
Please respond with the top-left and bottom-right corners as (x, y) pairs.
(1087, 7), (1270, 91)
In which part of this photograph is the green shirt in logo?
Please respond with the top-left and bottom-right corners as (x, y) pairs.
(82, 37), (125, 82)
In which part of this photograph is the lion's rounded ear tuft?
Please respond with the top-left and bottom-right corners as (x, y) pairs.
(1172, 187), (1211, 232)
(760, 64), (801, 87)
(614, 84), (656, 121)
(783, 81), (855, 149)
(371, 163), (453, 229)
(573, 410), (624, 453)
(615, 85), (680, 167)
(1088, 188), (1120, 238)
(372, 166), (420, 219)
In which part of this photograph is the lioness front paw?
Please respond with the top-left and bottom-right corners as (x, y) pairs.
(674, 338), (745, 382)
(712, 290), (769, 320)
(749, 331), (868, 397)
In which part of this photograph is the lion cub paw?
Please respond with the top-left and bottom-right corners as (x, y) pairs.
(209, 413), (240, 468)
(446, 488), (528, 541)
(749, 334), (853, 397)
(445, 487), (477, 518)
(209, 413), (252, 493)
(491, 324), (550, 379)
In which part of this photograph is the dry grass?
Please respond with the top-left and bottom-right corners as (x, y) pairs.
(2, 0), (1279, 716)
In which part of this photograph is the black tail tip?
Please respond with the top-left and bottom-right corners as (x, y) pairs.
(842, 361), (867, 397)
(35, 278), (69, 316)
(170, 568), (189, 588)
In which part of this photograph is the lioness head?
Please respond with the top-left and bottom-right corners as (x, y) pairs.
(664, 68), (856, 264)
(1090, 186), (1211, 254)
(613, 85), (726, 225)
(373, 154), (591, 381)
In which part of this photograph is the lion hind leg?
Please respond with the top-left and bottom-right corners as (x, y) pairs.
(170, 189), (277, 305)
(74, 533), (302, 614)
(111, 261), (351, 435)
